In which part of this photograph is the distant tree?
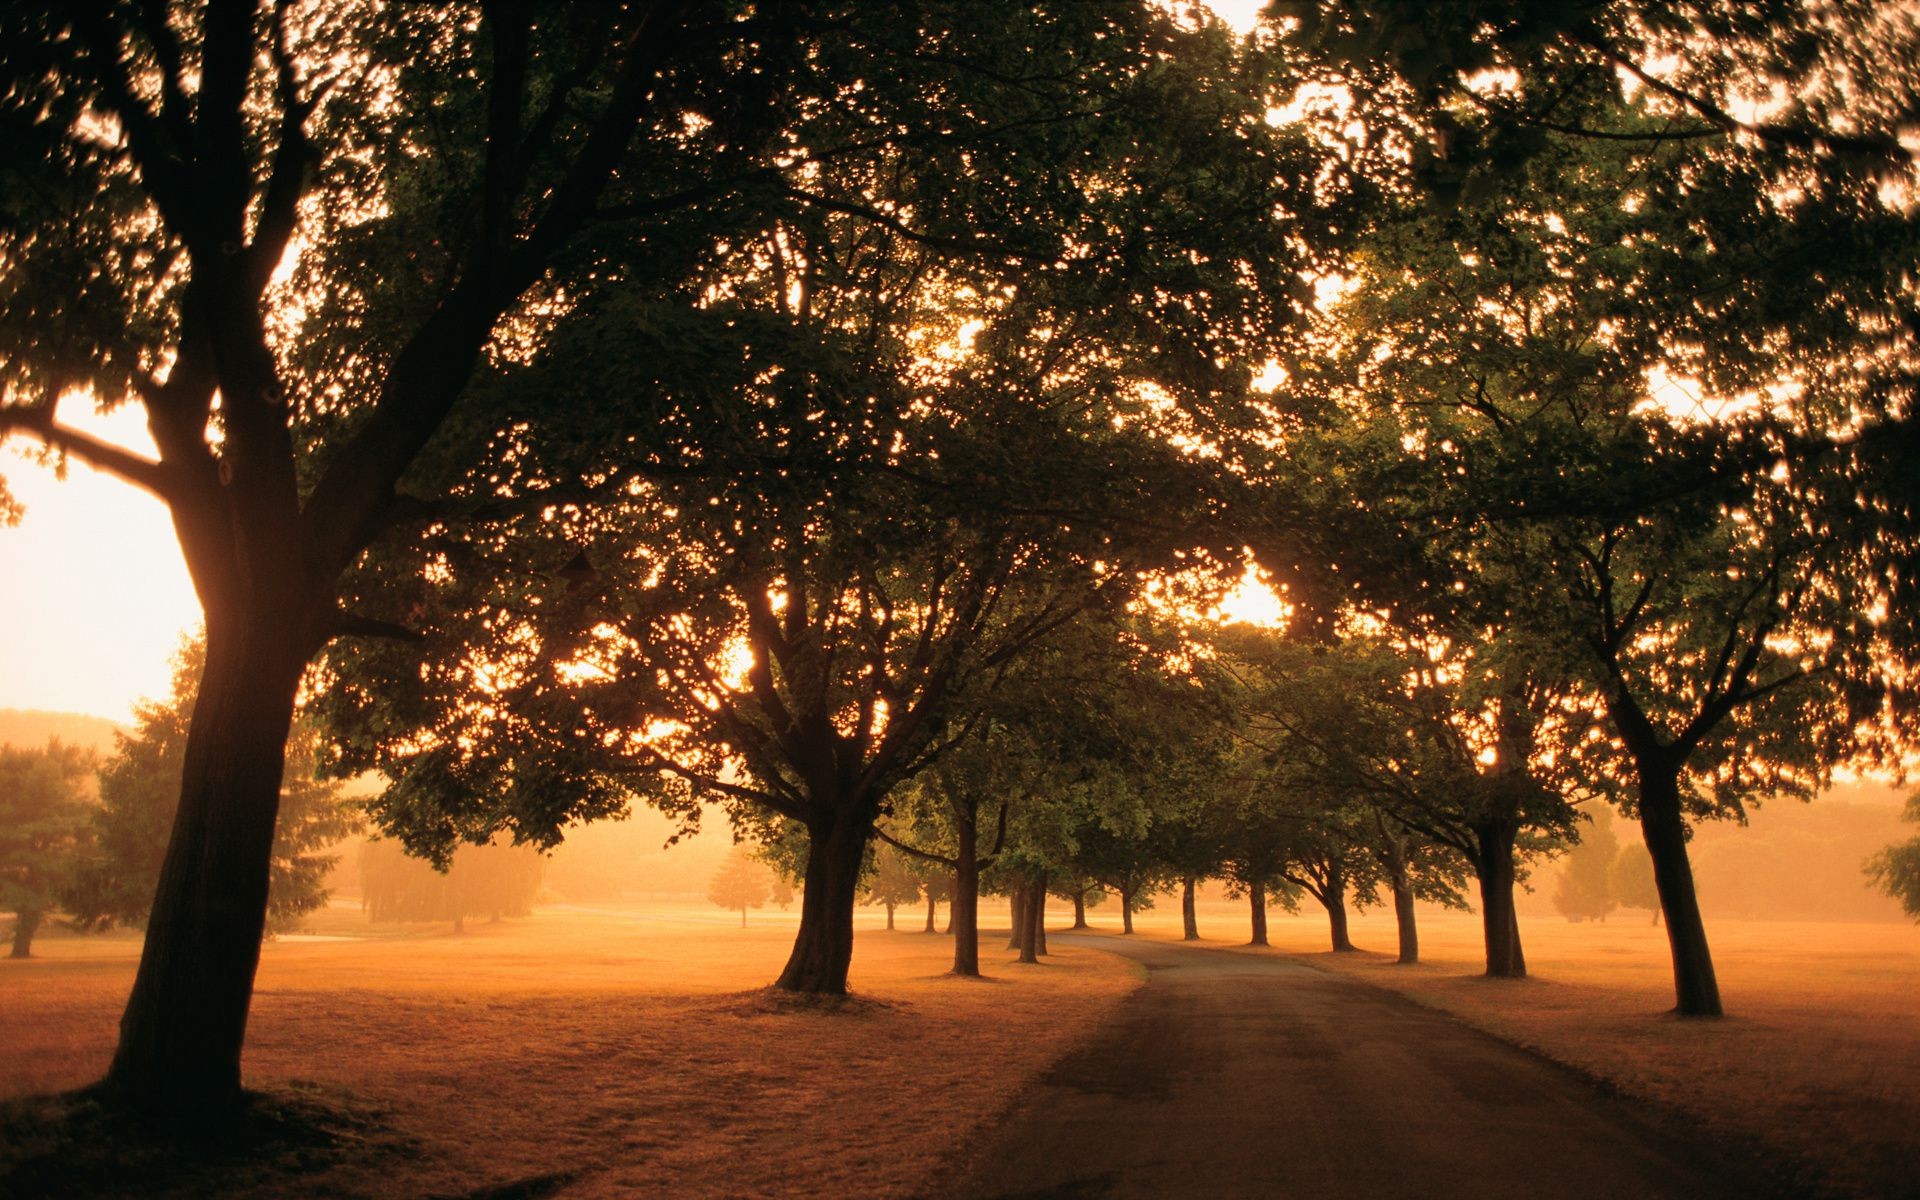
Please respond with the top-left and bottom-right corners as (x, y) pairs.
(65, 639), (356, 936)
(1554, 808), (1622, 924)
(359, 837), (542, 933)
(1612, 845), (1663, 926)
(865, 845), (924, 932)
(709, 848), (774, 928)
(1864, 794), (1920, 921)
(0, 739), (97, 957)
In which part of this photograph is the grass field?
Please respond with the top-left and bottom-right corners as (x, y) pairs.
(1120, 894), (1920, 1200)
(6, 894), (1916, 1198)
(0, 902), (1138, 1199)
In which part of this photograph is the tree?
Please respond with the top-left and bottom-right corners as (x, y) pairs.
(360, 837), (542, 933)
(66, 638), (355, 937)
(1214, 627), (1559, 973)
(1865, 794), (1920, 920)
(310, 3), (1336, 998)
(864, 845), (923, 932)
(0, 739), (97, 957)
(708, 847), (773, 929)
(1293, 0), (1920, 1022)
(1611, 844), (1663, 926)
(0, 1), (813, 1111)
(1553, 808), (1621, 924)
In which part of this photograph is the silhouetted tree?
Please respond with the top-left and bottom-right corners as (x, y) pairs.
(709, 847), (774, 929)
(1866, 794), (1920, 921)
(0, 739), (96, 957)
(1554, 809), (1622, 924)
(1611, 845), (1663, 927)
(865, 845), (923, 932)
(359, 837), (541, 933)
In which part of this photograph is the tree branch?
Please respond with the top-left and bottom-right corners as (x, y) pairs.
(0, 406), (170, 498)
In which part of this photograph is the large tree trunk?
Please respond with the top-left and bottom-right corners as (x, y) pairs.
(1071, 890), (1088, 929)
(1181, 875), (1200, 941)
(923, 889), (937, 933)
(1248, 886), (1268, 947)
(1120, 885), (1135, 935)
(1007, 888), (1027, 950)
(1639, 767), (1721, 1016)
(775, 809), (872, 994)
(952, 811), (980, 976)
(105, 622), (307, 1113)
(1472, 823), (1526, 978)
(1391, 872), (1419, 965)
(9, 908), (41, 959)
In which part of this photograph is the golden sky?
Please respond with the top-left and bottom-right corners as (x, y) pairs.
(0, 401), (201, 722)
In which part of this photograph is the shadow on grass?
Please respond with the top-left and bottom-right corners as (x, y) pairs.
(0, 1081), (418, 1199)
(711, 987), (904, 1018)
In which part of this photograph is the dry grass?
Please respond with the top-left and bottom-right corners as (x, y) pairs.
(1117, 897), (1920, 1200)
(0, 903), (1139, 1199)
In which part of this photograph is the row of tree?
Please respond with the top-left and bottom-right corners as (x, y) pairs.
(2, 0), (1917, 1115)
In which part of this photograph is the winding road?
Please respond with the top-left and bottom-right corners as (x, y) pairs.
(942, 934), (1774, 1200)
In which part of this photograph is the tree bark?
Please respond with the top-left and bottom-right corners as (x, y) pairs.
(1007, 887), (1027, 950)
(884, 901), (895, 931)
(952, 813), (980, 976)
(1639, 766), (1722, 1016)
(1248, 886), (1268, 946)
(1016, 881), (1040, 964)
(9, 908), (41, 959)
(1472, 823), (1526, 978)
(1181, 875), (1200, 941)
(923, 889), (937, 933)
(1031, 885), (1047, 956)
(1120, 885), (1135, 935)
(1391, 872), (1419, 965)
(104, 621), (307, 1113)
(775, 810), (871, 994)
(1071, 890), (1088, 929)
(1323, 882), (1353, 953)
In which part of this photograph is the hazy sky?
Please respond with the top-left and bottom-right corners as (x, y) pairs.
(1, 401), (200, 722)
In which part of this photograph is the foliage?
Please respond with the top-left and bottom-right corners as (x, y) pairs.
(0, 738), (97, 954)
(1552, 808), (1621, 923)
(64, 639), (357, 935)
(708, 847), (774, 926)
(1864, 794), (1920, 921)
(863, 845), (926, 918)
(1611, 844), (1662, 924)
(359, 837), (541, 929)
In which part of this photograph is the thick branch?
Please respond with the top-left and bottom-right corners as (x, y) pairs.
(0, 407), (170, 498)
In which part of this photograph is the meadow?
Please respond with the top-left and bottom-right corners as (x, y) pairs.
(3, 895), (1915, 1198)
(0, 903), (1136, 1199)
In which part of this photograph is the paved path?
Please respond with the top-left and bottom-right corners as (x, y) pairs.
(942, 934), (1773, 1200)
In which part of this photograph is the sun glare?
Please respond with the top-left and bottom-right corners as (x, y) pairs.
(0, 397), (201, 722)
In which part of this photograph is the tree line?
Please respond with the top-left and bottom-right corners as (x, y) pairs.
(1, 0), (1917, 1118)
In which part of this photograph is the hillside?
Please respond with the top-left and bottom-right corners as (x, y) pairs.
(0, 708), (127, 755)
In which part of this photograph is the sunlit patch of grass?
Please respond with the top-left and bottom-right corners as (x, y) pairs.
(1114, 899), (1919, 1200)
(0, 905), (1136, 1198)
